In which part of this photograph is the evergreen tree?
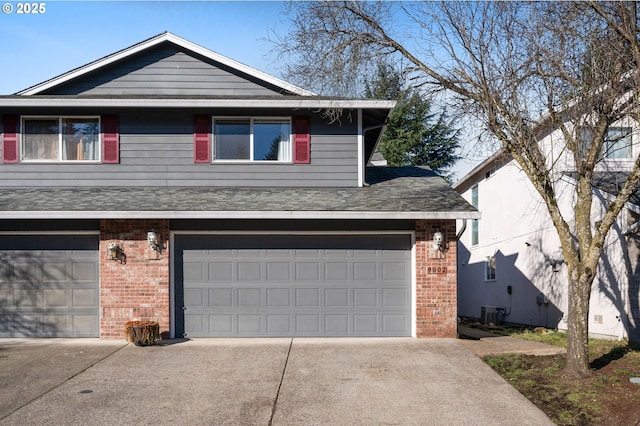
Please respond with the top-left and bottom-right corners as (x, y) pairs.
(365, 65), (461, 183)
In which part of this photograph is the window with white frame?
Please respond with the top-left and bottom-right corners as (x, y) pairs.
(485, 255), (496, 281)
(603, 127), (632, 159)
(577, 126), (633, 160)
(22, 117), (100, 162)
(471, 184), (479, 246)
(213, 117), (291, 162)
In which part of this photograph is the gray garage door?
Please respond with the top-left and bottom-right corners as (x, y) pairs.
(176, 234), (412, 337)
(0, 235), (99, 337)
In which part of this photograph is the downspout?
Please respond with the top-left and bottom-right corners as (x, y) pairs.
(456, 219), (467, 240)
(358, 109), (364, 187)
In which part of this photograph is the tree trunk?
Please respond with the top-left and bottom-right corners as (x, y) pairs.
(564, 269), (591, 378)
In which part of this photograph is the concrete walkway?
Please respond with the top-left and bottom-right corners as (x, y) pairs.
(458, 326), (567, 357)
(0, 337), (554, 425)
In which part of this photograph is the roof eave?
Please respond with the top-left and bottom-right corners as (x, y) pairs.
(0, 97), (397, 109)
(0, 210), (481, 220)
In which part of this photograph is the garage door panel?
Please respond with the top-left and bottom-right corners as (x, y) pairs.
(43, 289), (68, 308)
(238, 314), (261, 333)
(354, 262), (377, 281)
(237, 262), (261, 281)
(185, 313), (205, 333)
(183, 261), (205, 281)
(267, 314), (290, 334)
(383, 315), (408, 333)
(325, 314), (348, 334)
(383, 288), (409, 307)
(238, 288), (261, 306)
(266, 288), (291, 307)
(382, 262), (408, 281)
(210, 314), (233, 333)
(72, 315), (99, 336)
(296, 314), (319, 334)
(184, 288), (205, 307)
(210, 288), (233, 307)
(13, 262), (40, 283)
(353, 288), (378, 307)
(325, 262), (348, 281)
(267, 263), (290, 281)
(325, 288), (349, 307)
(209, 262), (233, 281)
(72, 262), (99, 282)
(14, 289), (38, 307)
(73, 289), (98, 307)
(43, 314), (68, 334)
(295, 288), (319, 307)
(295, 262), (319, 281)
(354, 314), (378, 333)
(178, 234), (411, 337)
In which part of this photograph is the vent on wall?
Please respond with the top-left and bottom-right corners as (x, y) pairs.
(481, 306), (499, 325)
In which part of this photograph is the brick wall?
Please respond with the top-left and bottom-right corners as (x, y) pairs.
(415, 219), (457, 338)
(97, 218), (456, 339)
(100, 219), (170, 339)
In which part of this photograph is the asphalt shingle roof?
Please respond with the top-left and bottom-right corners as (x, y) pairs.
(0, 167), (477, 219)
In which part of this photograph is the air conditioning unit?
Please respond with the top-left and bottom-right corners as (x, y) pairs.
(480, 306), (499, 325)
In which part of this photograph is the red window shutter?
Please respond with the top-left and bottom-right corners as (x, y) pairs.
(2, 115), (19, 163)
(101, 115), (119, 164)
(293, 116), (310, 164)
(193, 115), (210, 163)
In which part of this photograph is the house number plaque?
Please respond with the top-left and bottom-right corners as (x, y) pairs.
(427, 266), (447, 274)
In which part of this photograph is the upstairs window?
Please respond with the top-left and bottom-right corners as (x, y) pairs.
(603, 127), (632, 159)
(213, 118), (291, 162)
(22, 117), (100, 162)
(577, 126), (633, 160)
(471, 184), (479, 246)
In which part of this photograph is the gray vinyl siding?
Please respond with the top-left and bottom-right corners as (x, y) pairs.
(41, 44), (285, 96)
(0, 109), (359, 188)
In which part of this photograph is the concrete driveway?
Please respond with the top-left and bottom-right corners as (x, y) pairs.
(0, 338), (553, 425)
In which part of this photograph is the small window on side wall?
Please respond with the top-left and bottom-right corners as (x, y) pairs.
(485, 255), (496, 281)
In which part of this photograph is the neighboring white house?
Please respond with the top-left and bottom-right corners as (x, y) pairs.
(454, 121), (640, 341)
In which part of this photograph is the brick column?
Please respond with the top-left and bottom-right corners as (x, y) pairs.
(415, 219), (457, 337)
(100, 219), (170, 339)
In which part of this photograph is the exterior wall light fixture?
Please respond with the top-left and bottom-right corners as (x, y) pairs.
(147, 230), (162, 252)
(108, 242), (126, 263)
(433, 231), (445, 252)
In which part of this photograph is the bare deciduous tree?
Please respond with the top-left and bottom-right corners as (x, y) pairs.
(272, 1), (640, 378)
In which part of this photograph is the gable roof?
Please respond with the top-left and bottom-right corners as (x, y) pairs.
(16, 32), (315, 97)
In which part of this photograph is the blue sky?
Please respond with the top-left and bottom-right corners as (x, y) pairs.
(0, 1), (289, 94)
